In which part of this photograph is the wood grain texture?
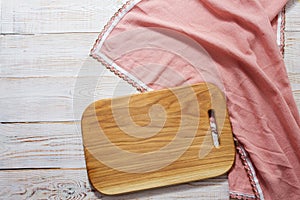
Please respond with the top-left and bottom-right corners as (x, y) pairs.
(0, 73), (136, 122)
(0, 122), (85, 169)
(1, 0), (299, 34)
(0, 0), (126, 34)
(0, 33), (97, 77)
(82, 83), (235, 195)
(0, 30), (298, 79)
(286, 0), (300, 32)
(0, 30), (298, 122)
(0, 170), (229, 200)
(0, 169), (101, 200)
(285, 31), (300, 111)
(285, 31), (300, 74)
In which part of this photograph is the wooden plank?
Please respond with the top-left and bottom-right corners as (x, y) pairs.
(285, 0), (300, 32)
(285, 31), (300, 111)
(285, 0), (300, 112)
(0, 31), (298, 122)
(0, 0), (124, 34)
(1, 0), (299, 34)
(285, 31), (300, 73)
(0, 33), (99, 77)
(0, 169), (99, 200)
(0, 169), (229, 200)
(0, 122), (85, 169)
(0, 75), (137, 122)
(1, 77), (75, 122)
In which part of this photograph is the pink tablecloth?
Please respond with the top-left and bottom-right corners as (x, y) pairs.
(91, 0), (300, 199)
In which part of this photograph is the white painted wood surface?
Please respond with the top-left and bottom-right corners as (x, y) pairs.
(286, 0), (300, 31)
(0, 0), (299, 199)
(0, 33), (96, 77)
(0, 75), (134, 122)
(0, 0), (127, 34)
(0, 170), (228, 200)
(0, 122), (85, 169)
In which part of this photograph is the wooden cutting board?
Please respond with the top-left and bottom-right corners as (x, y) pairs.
(81, 83), (235, 195)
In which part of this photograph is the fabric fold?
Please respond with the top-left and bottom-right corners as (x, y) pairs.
(91, 0), (300, 199)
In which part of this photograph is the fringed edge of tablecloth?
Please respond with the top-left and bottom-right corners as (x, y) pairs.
(90, 0), (146, 93)
(278, 7), (286, 57)
(230, 137), (265, 200)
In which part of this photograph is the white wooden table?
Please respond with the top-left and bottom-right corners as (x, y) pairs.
(0, 1), (299, 199)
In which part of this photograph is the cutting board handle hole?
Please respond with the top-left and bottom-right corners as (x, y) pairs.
(208, 109), (220, 148)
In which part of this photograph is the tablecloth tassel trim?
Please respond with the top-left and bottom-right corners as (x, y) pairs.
(91, 53), (147, 93)
(90, 0), (146, 93)
(279, 7), (286, 57)
(232, 138), (265, 200)
(230, 191), (256, 200)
